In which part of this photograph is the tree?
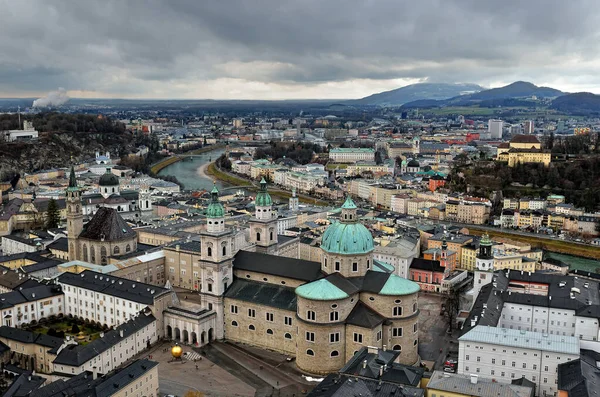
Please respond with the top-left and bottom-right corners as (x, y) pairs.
(71, 323), (80, 334)
(45, 198), (61, 229)
(443, 287), (461, 333)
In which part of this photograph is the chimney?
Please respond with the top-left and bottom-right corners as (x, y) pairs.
(470, 374), (478, 384)
(119, 329), (123, 338)
(379, 365), (383, 377)
(382, 345), (386, 351)
(92, 366), (97, 380)
(363, 360), (367, 369)
(176, 245), (180, 252)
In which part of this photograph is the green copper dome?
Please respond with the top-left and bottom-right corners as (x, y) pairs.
(206, 184), (225, 218)
(321, 222), (374, 254)
(296, 279), (349, 301)
(322, 196), (374, 255)
(255, 178), (272, 207)
(341, 195), (357, 209)
(378, 273), (420, 296)
(99, 168), (119, 186)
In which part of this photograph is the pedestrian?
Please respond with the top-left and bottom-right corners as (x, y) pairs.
(196, 364), (199, 370)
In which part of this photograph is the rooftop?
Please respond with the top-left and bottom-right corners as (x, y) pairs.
(427, 370), (534, 397)
(460, 325), (580, 355)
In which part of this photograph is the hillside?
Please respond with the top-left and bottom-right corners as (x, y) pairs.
(463, 81), (563, 101)
(401, 81), (564, 109)
(350, 83), (483, 106)
(550, 92), (600, 115)
(0, 113), (136, 180)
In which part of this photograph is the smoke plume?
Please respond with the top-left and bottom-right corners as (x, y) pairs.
(32, 88), (70, 108)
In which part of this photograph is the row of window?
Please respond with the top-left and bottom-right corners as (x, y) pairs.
(324, 258), (370, 272)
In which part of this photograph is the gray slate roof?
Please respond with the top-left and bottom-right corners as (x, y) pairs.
(224, 278), (297, 311)
(57, 270), (169, 305)
(53, 313), (155, 367)
(427, 370), (533, 397)
(78, 207), (137, 242)
(233, 250), (323, 282)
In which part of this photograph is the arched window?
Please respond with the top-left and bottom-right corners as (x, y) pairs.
(145, 200), (149, 208)
(306, 349), (314, 356)
(248, 325), (255, 331)
(414, 339), (418, 346)
(231, 321), (238, 327)
(207, 247), (212, 257)
(222, 246), (226, 256)
(413, 302), (417, 313)
(82, 244), (88, 262)
(100, 246), (107, 265)
(256, 232), (261, 241)
(270, 231), (273, 241)
(125, 244), (131, 252)
(344, 214), (347, 220)
(114, 246), (120, 255)
(393, 345), (402, 351)
(284, 333), (292, 339)
(90, 247), (96, 263)
(266, 329), (273, 335)
(330, 351), (339, 357)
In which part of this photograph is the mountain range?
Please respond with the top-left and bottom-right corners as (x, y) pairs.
(348, 83), (484, 106)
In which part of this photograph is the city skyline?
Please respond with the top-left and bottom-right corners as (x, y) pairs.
(2, 0), (600, 99)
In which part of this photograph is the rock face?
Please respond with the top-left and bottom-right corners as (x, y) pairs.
(0, 131), (136, 180)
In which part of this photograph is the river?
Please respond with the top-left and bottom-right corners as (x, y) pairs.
(157, 149), (226, 191)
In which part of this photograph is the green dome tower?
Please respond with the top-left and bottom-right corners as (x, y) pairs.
(249, 178), (278, 253)
(320, 196), (375, 276)
(206, 184), (226, 233)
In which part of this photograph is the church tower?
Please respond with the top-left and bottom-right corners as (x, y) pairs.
(66, 166), (83, 261)
(138, 183), (152, 212)
(249, 178), (278, 254)
(289, 187), (299, 212)
(473, 233), (495, 299)
(199, 184), (234, 340)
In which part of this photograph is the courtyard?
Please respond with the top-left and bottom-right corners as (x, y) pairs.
(23, 315), (105, 345)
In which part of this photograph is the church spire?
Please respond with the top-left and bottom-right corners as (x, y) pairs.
(68, 166), (78, 190)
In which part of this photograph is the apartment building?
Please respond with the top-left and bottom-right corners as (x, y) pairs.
(458, 325), (579, 397)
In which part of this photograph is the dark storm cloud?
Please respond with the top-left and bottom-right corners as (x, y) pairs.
(1, 0), (600, 98)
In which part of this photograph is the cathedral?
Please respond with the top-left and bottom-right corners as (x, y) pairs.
(66, 167), (422, 375)
(222, 183), (422, 374)
(66, 167), (139, 265)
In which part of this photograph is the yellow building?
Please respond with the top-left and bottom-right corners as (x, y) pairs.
(497, 135), (551, 167)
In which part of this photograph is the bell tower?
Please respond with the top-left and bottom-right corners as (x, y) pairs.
(249, 178), (278, 253)
(66, 166), (83, 261)
(199, 183), (234, 340)
(473, 233), (495, 300)
(289, 187), (299, 212)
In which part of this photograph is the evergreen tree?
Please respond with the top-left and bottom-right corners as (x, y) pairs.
(45, 198), (60, 229)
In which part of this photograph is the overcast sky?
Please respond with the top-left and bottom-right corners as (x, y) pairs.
(2, 0), (600, 100)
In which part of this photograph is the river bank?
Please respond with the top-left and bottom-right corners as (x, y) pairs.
(206, 162), (331, 205)
(156, 148), (226, 191)
(150, 144), (225, 174)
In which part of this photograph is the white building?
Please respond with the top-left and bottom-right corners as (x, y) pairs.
(57, 270), (174, 333)
(52, 311), (157, 376)
(0, 284), (64, 327)
(488, 119), (504, 139)
(373, 237), (420, 279)
(329, 148), (375, 163)
(459, 325), (579, 397)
